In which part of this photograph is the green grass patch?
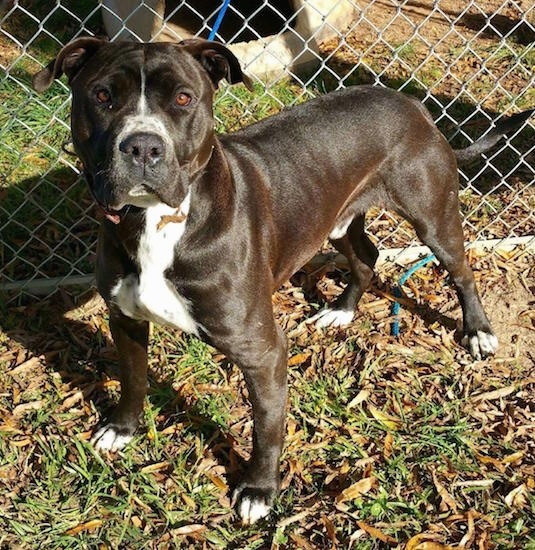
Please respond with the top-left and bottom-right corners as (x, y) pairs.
(2, 244), (535, 549)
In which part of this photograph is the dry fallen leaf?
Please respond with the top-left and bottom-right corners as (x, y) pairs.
(12, 401), (43, 418)
(157, 210), (186, 231)
(140, 461), (170, 474)
(288, 352), (311, 366)
(356, 520), (397, 545)
(181, 492), (197, 510)
(384, 432), (394, 459)
(459, 510), (475, 549)
(207, 472), (228, 492)
(9, 356), (42, 376)
(131, 516), (143, 528)
(472, 385), (516, 402)
(368, 404), (401, 430)
(65, 519), (103, 536)
(413, 543), (455, 550)
(289, 532), (316, 550)
(321, 514), (338, 547)
(502, 451), (524, 464)
(348, 388), (370, 408)
(505, 483), (529, 508)
(431, 469), (458, 513)
(335, 476), (376, 504)
(10, 437), (33, 447)
(60, 391), (84, 411)
(406, 533), (456, 550)
(473, 451), (507, 473)
(170, 524), (206, 536)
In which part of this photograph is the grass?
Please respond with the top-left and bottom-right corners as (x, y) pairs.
(1, 1), (534, 286)
(1, 258), (535, 548)
(3, 251), (535, 548)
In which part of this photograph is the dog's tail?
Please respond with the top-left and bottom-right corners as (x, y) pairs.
(454, 109), (534, 165)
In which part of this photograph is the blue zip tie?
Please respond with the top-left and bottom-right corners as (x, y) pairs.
(391, 254), (436, 337)
(208, 0), (232, 41)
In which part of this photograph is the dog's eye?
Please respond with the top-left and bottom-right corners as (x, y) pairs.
(95, 88), (111, 105)
(175, 92), (192, 107)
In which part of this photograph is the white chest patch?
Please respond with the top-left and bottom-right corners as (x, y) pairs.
(111, 193), (199, 335)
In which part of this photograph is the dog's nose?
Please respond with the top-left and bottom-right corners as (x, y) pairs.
(119, 132), (165, 166)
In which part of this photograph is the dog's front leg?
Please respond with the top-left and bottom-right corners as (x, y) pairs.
(91, 311), (149, 452)
(229, 324), (288, 525)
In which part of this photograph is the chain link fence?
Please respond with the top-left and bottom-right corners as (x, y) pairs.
(1, 0), (534, 300)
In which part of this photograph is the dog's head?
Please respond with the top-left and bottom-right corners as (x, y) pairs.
(33, 37), (252, 222)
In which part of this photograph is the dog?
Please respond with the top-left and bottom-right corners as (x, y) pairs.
(33, 37), (533, 524)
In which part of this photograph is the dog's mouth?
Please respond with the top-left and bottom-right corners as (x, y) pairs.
(126, 184), (161, 208)
(87, 178), (161, 224)
(84, 170), (125, 224)
(87, 186), (124, 224)
(93, 199), (126, 224)
(99, 187), (158, 224)
(102, 206), (123, 225)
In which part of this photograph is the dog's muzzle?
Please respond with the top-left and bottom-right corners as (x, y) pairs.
(119, 131), (165, 173)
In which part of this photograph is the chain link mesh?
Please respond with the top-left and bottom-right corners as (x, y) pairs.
(1, 0), (534, 299)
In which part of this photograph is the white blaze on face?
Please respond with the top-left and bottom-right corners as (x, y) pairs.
(138, 66), (148, 116)
(114, 65), (174, 191)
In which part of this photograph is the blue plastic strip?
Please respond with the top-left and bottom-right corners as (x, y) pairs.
(208, 0), (232, 41)
(391, 254), (436, 337)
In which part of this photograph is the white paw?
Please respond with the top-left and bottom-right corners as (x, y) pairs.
(309, 308), (354, 329)
(237, 495), (272, 525)
(462, 330), (498, 360)
(91, 425), (133, 452)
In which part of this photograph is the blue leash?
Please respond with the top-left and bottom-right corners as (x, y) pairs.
(208, 0), (232, 40)
(391, 254), (436, 337)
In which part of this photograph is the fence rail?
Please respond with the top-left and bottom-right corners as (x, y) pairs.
(1, 0), (534, 299)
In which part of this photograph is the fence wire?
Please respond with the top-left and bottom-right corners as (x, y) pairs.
(1, 0), (534, 299)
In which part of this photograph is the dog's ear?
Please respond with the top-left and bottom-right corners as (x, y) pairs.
(32, 37), (108, 92)
(179, 38), (254, 91)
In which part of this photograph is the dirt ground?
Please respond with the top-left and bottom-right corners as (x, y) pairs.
(2, 248), (534, 547)
(321, 0), (534, 114)
(297, 249), (535, 369)
(481, 265), (535, 367)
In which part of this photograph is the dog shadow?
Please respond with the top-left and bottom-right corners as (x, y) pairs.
(294, 263), (458, 334)
(1, 283), (250, 506)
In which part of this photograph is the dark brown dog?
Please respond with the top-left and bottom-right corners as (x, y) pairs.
(33, 37), (532, 524)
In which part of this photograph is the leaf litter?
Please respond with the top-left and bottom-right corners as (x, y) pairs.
(1, 248), (534, 547)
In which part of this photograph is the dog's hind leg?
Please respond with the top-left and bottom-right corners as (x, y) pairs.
(313, 215), (378, 328)
(394, 177), (497, 360)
